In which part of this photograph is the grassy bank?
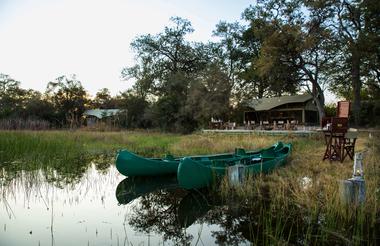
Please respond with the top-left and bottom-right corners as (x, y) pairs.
(0, 130), (378, 244)
(218, 132), (379, 244)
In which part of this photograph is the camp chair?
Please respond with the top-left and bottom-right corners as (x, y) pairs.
(321, 101), (351, 162)
(277, 120), (284, 130)
(337, 101), (350, 118)
(342, 129), (358, 162)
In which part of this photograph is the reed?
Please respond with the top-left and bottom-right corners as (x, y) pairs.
(218, 132), (379, 244)
(0, 130), (378, 244)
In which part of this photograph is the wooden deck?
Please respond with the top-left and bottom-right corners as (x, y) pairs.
(202, 129), (318, 136)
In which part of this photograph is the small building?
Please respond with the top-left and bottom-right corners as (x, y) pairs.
(244, 94), (319, 125)
(83, 109), (122, 126)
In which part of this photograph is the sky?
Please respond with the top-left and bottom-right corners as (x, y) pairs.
(0, 0), (253, 97)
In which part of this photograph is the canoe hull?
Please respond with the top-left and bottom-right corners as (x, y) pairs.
(116, 142), (287, 178)
(177, 143), (292, 189)
(115, 151), (179, 177)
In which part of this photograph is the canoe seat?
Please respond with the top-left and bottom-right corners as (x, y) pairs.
(235, 148), (246, 156)
(260, 149), (276, 159)
(273, 142), (284, 152)
(251, 157), (262, 162)
(164, 154), (175, 161)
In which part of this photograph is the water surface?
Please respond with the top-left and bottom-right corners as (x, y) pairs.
(1, 162), (251, 245)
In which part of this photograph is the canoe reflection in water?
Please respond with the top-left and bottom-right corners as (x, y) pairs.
(115, 176), (254, 245)
(115, 175), (179, 205)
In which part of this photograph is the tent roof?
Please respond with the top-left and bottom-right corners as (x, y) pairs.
(246, 94), (313, 111)
(83, 109), (121, 119)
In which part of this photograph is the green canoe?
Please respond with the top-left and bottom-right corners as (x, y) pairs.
(116, 142), (285, 177)
(116, 150), (180, 177)
(177, 142), (292, 189)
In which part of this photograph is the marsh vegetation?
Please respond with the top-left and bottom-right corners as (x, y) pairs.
(0, 130), (379, 245)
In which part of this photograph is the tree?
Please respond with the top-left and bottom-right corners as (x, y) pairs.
(327, 0), (380, 125)
(46, 75), (88, 128)
(20, 89), (55, 121)
(92, 88), (116, 109)
(242, 0), (338, 120)
(122, 17), (211, 132)
(185, 64), (232, 127)
(117, 89), (151, 128)
(0, 74), (24, 118)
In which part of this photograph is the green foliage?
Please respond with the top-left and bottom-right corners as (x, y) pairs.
(46, 75), (88, 127)
(326, 0), (380, 124)
(0, 74), (25, 118)
(92, 88), (117, 109)
(121, 17), (230, 132)
(185, 65), (231, 126)
(118, 90), (151, 128)
(1, 0), (380, 130)
(0, 74), (55, 125)
(357, 100), (380, 126)
(324, 103), (336, 117)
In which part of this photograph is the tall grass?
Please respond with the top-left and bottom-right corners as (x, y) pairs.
(218, 132), (379, 244)
(0, 130), (378, 244)
(0, 118), (50, 130)
(0, 130), (181, 185)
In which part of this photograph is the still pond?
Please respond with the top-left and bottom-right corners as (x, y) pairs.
(0, 160), (252, 245)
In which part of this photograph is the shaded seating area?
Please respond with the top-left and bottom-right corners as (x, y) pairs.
(321, 101), (358, 162)
(244, 94), (319, 129)
(256, 119), (298, 130)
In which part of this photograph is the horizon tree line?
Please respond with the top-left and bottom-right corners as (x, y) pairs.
(1, 0), (379, 132)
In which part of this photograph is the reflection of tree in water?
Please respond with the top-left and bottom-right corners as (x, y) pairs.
(127, 188), (257, 245)
(128, 187), (301, 245)
(205, 195), (308, 245)
(128, 189), (193, 245)
(205, 206), (253, 245)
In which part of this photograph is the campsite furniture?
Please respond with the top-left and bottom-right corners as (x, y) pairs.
(261, 121), (272, 130)
(322, 117), (348, 161)
(342, 129), (358, 162)
(244, 94), (319, 126)
(209, 118), (224, 129)
(224, 122), (236, 130)
(337, 101), (350, 118)
(209, 121), (223, 129)
(116, 142), (285, 177)
(321, 101), (354, 162)
(177, 142), (292, 189)
(277, 120), (284, 130)
(245, 121), (255, 130)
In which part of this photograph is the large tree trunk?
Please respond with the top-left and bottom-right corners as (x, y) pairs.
(351, 51), (361, 126)
(313, 81), (325, 124)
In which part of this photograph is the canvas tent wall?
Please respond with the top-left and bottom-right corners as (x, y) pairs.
(244, 94), (319, 125)
(83, 109), (122, 126)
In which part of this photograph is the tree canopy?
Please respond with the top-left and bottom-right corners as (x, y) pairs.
(1, 1), (379, 130)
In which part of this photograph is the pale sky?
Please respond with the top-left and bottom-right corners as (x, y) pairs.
(0, 0), (253, 97)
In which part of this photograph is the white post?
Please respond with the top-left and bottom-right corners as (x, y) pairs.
(340, 152), (366, 205)
(228, 164), (246, 186)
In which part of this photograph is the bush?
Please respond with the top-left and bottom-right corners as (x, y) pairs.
(0, 118), (51, 130)
(358, 100), (380, 127)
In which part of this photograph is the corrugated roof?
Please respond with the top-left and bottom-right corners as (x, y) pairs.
(246, 94), (313, 111)
(83, 109), (121, 119)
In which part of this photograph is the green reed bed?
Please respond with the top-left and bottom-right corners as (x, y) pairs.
(0, 130), (181, 183)
(0, 130), (378, 244)
(218, 132), (379, 245)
